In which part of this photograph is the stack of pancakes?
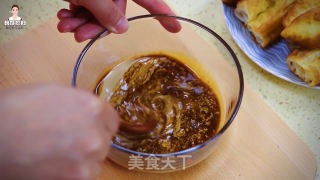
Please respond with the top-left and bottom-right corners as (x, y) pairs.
(223, 0), (320, 87)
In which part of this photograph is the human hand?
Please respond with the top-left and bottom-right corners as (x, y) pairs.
(0, 84), (119, 179)
(57, 0), (182, 42)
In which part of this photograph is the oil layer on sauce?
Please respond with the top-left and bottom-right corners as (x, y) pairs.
(96, 53), (221, 154)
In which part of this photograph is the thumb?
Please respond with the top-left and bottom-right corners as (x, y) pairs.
(66, 0), (128, 33)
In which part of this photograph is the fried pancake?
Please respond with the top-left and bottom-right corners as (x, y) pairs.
(281, 8), (320, 49)
(247, 0), (295, 48)
(234, 0), (271, 23)
(283, 0), (320, 27)
(287, 49), (320, 86)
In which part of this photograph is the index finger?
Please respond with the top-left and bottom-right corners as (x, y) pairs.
(133, 0), (182, 33)
(64, 0), (128, 33)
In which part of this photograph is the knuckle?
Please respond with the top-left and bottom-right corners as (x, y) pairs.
(80, 132), (105, 154)
(79, 163), (100, 180)
(72, 165), (92, 180)
(71, 132), (104, 155)
(88, 135), (105, 152)
(86, 96), (104, 113)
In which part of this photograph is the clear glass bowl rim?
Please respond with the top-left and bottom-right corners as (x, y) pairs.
(71, 14), (244, 157)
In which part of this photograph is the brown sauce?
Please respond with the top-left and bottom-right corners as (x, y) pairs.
(96, 54), (221, 154)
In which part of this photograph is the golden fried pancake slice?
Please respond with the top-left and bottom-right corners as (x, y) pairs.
(283, 0), (320, 27)
(234, 0), (271, 23)
(287, 49), (320, 87)
(246, 0), (295, 47)
(281, 8), (320, 49)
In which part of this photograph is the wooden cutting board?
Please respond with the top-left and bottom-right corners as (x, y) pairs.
(0, 2), (317, 179)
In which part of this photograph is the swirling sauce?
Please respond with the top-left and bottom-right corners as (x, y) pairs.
(96, 54), (220, 154)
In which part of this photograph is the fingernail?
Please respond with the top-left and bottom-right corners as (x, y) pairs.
(109, 17), (128, 34)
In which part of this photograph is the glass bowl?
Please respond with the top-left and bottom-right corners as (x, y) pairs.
(71, 14), (244, 173)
